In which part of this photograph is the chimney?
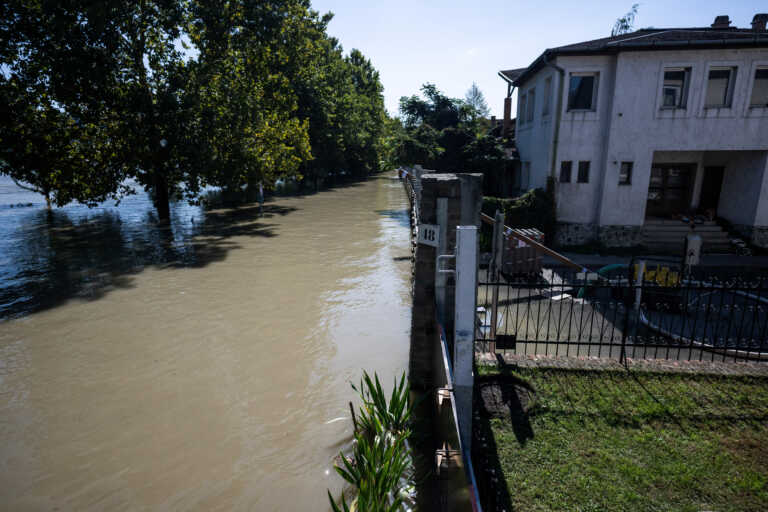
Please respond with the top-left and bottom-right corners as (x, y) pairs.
(752, 13), (768, 32)
(503, 97), (512, 137)
(711, 15), (731, 29)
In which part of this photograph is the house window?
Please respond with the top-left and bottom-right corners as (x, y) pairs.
(543, 77), (552, 116)
(705, 67), (736, 108)
(522, 162), (531, 189)
(750, 67), (768, 107)
(567, 73), (598, 111)
(619, 162), (633, 185)
(527, 88), (536, 122)
(577, 161), (590, 183)
(519, 93), (527, 124)
(560, 161), (572, 182)
(661, 68), (690, 108)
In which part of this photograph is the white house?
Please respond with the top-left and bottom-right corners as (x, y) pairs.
(499, 14), (768, 249)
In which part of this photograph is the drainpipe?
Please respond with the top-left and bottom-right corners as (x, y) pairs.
(543, 53), (565, 242)
(543, 53), (565, 181)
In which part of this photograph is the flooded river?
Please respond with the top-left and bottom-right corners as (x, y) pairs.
(0, 175), (412, 510)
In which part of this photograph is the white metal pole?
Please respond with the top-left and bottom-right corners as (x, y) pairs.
(453, 225), (477, 452)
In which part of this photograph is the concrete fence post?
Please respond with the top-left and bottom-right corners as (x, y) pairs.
(453, 225), (477, 452)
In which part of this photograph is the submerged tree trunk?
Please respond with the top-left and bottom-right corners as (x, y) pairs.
(153, 173), (171, 223)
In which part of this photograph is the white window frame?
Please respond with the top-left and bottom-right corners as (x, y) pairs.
(747, 64), (768, 108)
(703, 65), (738, 109)
(655, 61), (696, 119)
(542, 76), (552, 116)
(567, 72), (599, 112)
(659, 67), (691, 110)
(527, 87), (536, 123)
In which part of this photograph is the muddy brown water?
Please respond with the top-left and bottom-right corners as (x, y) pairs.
(0, 176), (412, 510)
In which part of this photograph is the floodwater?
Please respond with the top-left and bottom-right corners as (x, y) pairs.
(0, 175), (412, 510)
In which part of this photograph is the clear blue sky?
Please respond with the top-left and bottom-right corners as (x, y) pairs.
(310, 0), (766, 117)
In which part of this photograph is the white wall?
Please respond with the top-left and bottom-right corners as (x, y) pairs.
(515, 67), (557, 191)
(554, 55), (617, 224)
(710, 151), (768, 226)
(515, 47), (768, 227)
(596, 48), (768, 226)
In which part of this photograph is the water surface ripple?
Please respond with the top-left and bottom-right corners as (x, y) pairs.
(0, 175), (412, 511)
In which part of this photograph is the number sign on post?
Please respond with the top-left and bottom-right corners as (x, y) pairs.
(418, 223), (439, 247)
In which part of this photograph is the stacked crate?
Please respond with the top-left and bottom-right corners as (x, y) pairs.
(502, 228), (544, 276)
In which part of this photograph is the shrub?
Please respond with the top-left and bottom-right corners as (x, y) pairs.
(482, 178), (556, 243)
(327, 372), (415, 512)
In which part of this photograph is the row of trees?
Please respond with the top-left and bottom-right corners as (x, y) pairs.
(387, 82), (507, 175)
(0, 0), (387, 221)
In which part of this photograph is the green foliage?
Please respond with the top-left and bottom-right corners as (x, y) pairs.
(483, 177), (556, 240)
(611, 3), (639, 36)
(0, 0), (387, 218)
(392, 82), (508, 185)
(328, 371), (414, 512)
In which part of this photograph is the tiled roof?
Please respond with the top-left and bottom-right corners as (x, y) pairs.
(505, 27), (768, 86)
(555, 28), (765, 52)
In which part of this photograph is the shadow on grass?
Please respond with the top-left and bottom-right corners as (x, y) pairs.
(472, 356), (534, 511)
(473, 358), (768, 510)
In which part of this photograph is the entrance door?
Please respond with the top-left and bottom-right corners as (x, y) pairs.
(646, 164), (694, 218)
(699, 166), (724, 213)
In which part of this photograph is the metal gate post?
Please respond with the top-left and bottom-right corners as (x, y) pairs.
(488, 210), (504, 352)
(453, 225), (477, 453)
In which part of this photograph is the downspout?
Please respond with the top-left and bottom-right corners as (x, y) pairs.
(543, 53), (565, 242)
(542, 53), (565, 181)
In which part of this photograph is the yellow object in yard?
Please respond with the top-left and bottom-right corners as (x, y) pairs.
(657, 266), (669, 286)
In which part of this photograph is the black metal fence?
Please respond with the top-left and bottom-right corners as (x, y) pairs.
(476, 273), (768, 363)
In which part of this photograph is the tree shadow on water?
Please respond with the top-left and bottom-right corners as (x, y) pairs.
(0, 201), (297, 320)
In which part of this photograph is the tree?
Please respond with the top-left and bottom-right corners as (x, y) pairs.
(185, 0), (313, 196)
(399, 83), (468, 131)
(0, 77), (127, 209)
(611, 4), (639, 36)
(1, 0), (194, 222)
(465, 82), (490, 122)
(0, 0), (387, 217)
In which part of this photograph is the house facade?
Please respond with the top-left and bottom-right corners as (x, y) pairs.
(500, 14), (768, 248)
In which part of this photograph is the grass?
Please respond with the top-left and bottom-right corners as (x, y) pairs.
(475, 365), (768, 512)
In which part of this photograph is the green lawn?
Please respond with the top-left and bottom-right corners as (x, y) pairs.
(475, 365), (768, 512)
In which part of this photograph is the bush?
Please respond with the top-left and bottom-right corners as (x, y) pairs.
(482, 178), (556, 243)
(327, 372), (415, 512)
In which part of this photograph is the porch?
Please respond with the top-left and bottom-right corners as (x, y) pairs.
(642, 150), (768, 251)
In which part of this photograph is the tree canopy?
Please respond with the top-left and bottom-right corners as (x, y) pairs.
(391, 83), (506, 176)
(0, 0), (388, 220)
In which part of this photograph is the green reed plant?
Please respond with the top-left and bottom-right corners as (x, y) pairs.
(328, 371), (415, 512)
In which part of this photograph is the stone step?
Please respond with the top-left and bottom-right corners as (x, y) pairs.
(644, 219), (717, 226)
(644, 225), (724, 233)
(643, 241), (735, 254)
(643, 233), (730, 241)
